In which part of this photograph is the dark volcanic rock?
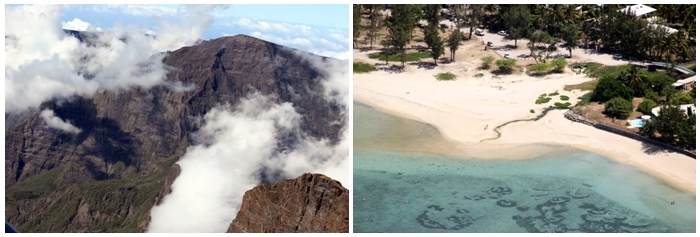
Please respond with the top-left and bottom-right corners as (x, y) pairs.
(4, 35), (346, 232)
(226, 173), (349, 233)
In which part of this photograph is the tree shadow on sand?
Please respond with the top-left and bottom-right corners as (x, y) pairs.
(374, 63), (405, 73)
(408, 61), (436, 70)
(641, 142), (670, 155)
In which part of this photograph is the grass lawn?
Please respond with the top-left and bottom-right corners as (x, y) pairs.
(353, 62), (376, 73)
(369, 51), (432, 62)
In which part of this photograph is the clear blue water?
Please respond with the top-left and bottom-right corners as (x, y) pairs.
(630, 119), (645, 127)
(353, 101), (696, 233)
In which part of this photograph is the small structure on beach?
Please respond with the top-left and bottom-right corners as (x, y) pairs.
(672, 75), (696, 91)
(619, 4), (656, 18)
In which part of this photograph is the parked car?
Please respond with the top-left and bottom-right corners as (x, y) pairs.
(440, 23), (449, 29)
(497, 30), (508, 36)
(487, 41), (494, 47)
(475, 28), (484, 36)
(613, 54), (622, 60)
(504, 53), (510, 59)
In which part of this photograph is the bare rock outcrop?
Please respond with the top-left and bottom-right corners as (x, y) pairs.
(226, 173), (349, 233)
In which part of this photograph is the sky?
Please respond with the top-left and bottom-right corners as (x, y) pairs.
(50, 4), (349, 58)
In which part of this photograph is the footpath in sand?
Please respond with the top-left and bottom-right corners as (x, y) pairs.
(353, 41), (696, 195)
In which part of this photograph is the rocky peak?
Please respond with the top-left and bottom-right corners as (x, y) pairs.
(226, 173), (349, 233)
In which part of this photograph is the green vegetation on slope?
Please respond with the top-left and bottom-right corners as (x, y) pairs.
(5, 156), (178, 233)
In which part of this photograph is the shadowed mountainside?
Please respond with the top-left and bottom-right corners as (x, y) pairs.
(4, 34), (346, 232)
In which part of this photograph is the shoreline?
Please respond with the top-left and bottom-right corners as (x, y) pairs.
(353, 50), (696, 195)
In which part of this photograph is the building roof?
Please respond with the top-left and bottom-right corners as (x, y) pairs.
(672, 75), (696, 87)
(619, 4), (656, 17)
(651, 104), (696, 117)
(649, 23), (679, 35)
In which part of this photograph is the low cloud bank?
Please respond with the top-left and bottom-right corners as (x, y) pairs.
(5, 4), (220, 113)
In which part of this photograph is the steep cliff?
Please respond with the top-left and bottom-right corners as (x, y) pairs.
(227, 173), (349, 233)
(4, 34), (346, 232)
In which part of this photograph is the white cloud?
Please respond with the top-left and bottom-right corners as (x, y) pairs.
(147, 90), (348, 232)
(62, 18), (91, 31)
(5, 4), (219, 113)
(222, 17), (348, 60)
(39, 109), (82, 134)
(147, 52), (349, 232)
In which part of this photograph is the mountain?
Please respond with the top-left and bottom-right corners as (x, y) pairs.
(226, 173), (349, 233)
(4, 34), (346, 232)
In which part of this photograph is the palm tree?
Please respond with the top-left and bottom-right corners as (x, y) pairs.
(626, 66), (646, 95)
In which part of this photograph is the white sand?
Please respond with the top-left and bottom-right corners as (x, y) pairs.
(353, 48), (696, 195)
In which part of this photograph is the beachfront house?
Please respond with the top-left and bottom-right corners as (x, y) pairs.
(619, 4), (656, 19)
(672, 75), (696, 91)
(650, 104), (696, 119)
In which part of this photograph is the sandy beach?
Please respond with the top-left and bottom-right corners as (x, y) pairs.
(353, 46), (696, 195)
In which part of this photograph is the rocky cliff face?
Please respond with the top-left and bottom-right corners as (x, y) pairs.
(226, 173), (349, 233)
(4, 34), (346, 232)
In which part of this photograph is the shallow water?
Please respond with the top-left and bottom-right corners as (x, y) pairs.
(353, 101), (696, 233)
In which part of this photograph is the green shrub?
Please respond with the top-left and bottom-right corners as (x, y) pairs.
(353, 62), (376, 73)
(435, 72), (456, 81)
(560, 95), (569, 101)
(529, 62), (551, 75)
(636, 98), (656, 115)
(536, 94), (552, 104)
(474, 73), (484, 78)
(553, 102), (571, 109)
(530, 109), (535, 113)
(548, 91), (559, 96)
(671, 93), (694, 105)
(605, 97), (634, 119)
(495, 58), (517, 74)
(551, 58), (567, 72)
(481, 55), (495, 69)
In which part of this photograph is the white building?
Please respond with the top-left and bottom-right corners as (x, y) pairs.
(619, 4), (656, 18)
(651, 104), (696, 118)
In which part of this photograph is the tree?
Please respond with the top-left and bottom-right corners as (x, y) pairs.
(559, 22), (581, 58)
(503, 5), (532, 48)
(465, 4), (484, 40)
(636, 98), (656, 115)
(527, 30), (556, 63)
(365, 4), (384, 50)
(604, 97), (634, 119)
(643, 105), (691, 144)
(353, 4), (361, 49)
(425, 26), (444, 65)
(481, 55), (494, 69)
(380, 37), (392, 65)
(591, 75), (634, 102)
(386, 4), (415, 67)
(620, 66), (647, 96)
(550, 57), (567, 72)
(495, 58), (517, 74)
(447, 29), (462, 62)
(423, 5), (444, 65)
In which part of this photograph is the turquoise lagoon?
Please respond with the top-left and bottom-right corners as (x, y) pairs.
(353, 102), (695, 233)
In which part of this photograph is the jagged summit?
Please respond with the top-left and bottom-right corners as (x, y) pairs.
(226, 173), (349, 233)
